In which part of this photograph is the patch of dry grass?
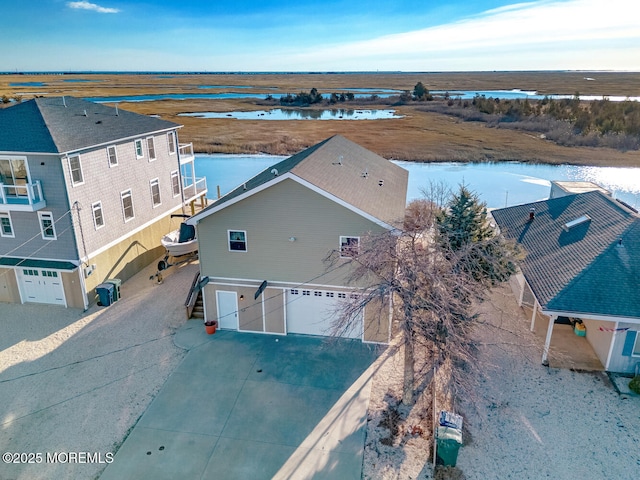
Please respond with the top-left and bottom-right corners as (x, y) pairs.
(2, 72), (640, 167)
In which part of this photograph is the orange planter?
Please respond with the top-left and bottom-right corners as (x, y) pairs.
(204, 321), (218, 335)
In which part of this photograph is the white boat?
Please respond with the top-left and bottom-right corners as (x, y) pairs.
(161, 222), (198, 257)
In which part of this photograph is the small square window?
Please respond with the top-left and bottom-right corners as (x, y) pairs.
(228, 230), (247, 251)
(171, 171), (180, 197)
(92, 202), (105, 230)
(38, 211), (56, 240)
(147, 137), (156, 161)
(290, 289), (299, 295)
(302, 290), (310, 296)
(135, 139), (144, 158)
(121, 189), (134, 222)
(68, 155), (83, 185)
(340, 236), (359, 258)
(314, 291), (322, 297)
(107, 145), (118, 167)
(150, 178), (161, 207)
(0, 212), (14, 238)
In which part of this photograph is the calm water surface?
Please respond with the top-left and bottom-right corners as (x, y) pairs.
(180, 109), (402, 120)
(196, 155), (640, 209)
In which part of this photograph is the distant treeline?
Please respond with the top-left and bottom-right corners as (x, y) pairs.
(266, 88), (377, 106)
(408, 82), (640, 151)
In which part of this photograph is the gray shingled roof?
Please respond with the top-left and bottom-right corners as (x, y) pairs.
(492, 191), (640, 318)
(193, 135), (408, 227)
(0, 97), (180, 154)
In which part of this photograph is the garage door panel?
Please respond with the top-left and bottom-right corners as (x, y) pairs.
(286, 289), (361, 339)
(17, 269), (66, 306)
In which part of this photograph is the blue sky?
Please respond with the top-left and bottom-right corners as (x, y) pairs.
(2, 0), (638, 71)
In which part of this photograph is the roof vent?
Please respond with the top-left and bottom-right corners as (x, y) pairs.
(62, 96), (66, 107)
(332, 155), (343, 166)
(361, 169), (368, 178)
(528, 207), (535, 221)
(564, 214), (591, 231)
(83, 109), (87, 117)
(271, 168), (278, 177)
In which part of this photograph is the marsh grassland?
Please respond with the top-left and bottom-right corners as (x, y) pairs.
(2, 72), (639, 167)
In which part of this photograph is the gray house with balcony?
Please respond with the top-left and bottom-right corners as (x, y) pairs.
(0, 96), (206, 309)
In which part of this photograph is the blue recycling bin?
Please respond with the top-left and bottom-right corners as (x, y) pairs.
(96, 283), (114, 306)
(436, 411), (463, 467)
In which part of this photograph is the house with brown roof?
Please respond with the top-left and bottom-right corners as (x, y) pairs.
(0, 97), (206, 309)
(186, 135), (408, 343)
(491, 186), (640, 373)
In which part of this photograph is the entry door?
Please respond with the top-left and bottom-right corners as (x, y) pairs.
(216, 291), (238, 330)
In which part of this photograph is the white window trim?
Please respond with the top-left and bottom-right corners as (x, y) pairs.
(170, 170), (180, 197)
(0, 212), (14, 238)
(146, 136), (156, 162)
(68, 155), (84, 186)
(107, 145), (118, 167)
(168, 132), (176, 155)
(228, 230), (248, 252)
(135, 139), (144, 159)
(150, 178), (161, 208)
(91, 201), (105, 230)
(633, 332), (640, 357)
(38, 211), (57, 240)
(120, 189), (135, 223)
(339, 236), (360, 258)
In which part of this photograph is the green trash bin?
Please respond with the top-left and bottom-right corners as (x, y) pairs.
(436, 425), (463, 467)
(105, 278), (121, 301)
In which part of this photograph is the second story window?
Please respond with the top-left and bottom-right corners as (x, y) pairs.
(171, 171), (180, 197)
(121, 189), (134, 222)
(92, 202), (105, 230)
(147, 137), (156, 161)
(0, 212), (14, 238)
(135, 139), (144, 159)
(168, 132), (176, 155)
(228, 230), (247, 252)
(38, 211), (56, 240)
(107, 145), (118, 167)
(340, 236), (360, 258)
(68, 155), (83, 185)
(150, 178), (161, 207)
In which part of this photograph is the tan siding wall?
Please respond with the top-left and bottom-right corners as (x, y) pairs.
(0, 268), (19, 303)
(363, 297), (391, 343)
(197, 179), (387, 287)
(61, 270), (85, 309)
(264, 287), (285, 334)
(238, 286), (263, 332)
(582, 318), (614, 367)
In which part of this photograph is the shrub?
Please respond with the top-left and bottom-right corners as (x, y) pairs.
(629, 376), (640, 394)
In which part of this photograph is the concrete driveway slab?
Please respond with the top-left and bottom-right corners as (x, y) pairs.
(101, 328), (381, 479)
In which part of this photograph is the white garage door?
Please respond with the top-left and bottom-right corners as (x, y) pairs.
(286, 288), (362, 339)
(17, 268), (66, 306)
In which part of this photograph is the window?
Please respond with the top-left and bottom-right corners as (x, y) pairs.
(135, 139), (144, 158)
(228, 230), (247, 252)
(150, 178), (161, 207)
(92, 202), (105, 230)
(340, 236), (360, 258)
(168, 132), (176, 155)
(38, 211), (56, 240)
(121, 189), (134, 222)
(634, 333), (640, 357)
(290, 289), (299, 295)
(68, 155), (83, 185)
(107, 145), (118, 167)
(0, 212), (14, 237)
(171, 171), (180, 197)
(147, 137), (156, 161)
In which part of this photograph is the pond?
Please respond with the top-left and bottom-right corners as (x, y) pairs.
(179, 109), (402, 120)
(195, 154), (640, 210)
(434, 89), (640, 102)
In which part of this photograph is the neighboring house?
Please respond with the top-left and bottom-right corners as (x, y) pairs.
(187, 135), (408, 343)
(0, 96), (206, 309)
(491, 185), (640, 373)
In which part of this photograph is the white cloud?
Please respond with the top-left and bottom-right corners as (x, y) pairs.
(287, 0), (640, 71)
(67, 1), (120, 14)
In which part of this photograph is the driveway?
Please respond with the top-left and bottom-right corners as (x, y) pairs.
(100, 326), (380, 480)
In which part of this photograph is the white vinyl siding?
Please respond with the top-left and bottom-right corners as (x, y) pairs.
(135, 139), (144, 158)
(38, 211), (57, 240)
(0, 212), (14, 237)
(147, 137), (156, 161)
(107, 145), (118, 167)
(120, 189), (134, 222)
(171, 170), (180, 197)
(150, 178), (161, 207)
(92, 201), (105, 230)
(68, 155), (84, 185)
